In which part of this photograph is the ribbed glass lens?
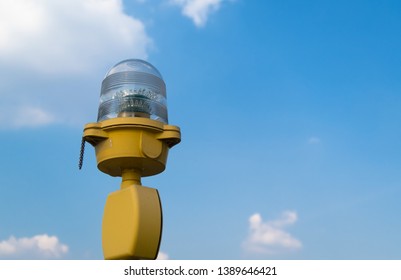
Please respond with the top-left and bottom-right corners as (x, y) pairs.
(97, 59), (168, 123)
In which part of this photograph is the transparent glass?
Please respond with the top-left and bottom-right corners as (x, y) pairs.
(97, 59), (168, 123)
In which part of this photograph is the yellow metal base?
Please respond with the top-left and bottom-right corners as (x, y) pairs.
(102, 184), (162, 260)
(83, 117), (180, 177)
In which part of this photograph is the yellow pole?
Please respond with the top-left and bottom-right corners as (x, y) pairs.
(121, 169), (142, 189)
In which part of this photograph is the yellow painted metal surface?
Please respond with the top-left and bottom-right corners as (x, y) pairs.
(83, 117), (180, 177)
(102, 184), (162, 260)
(82, 117), (180, 260)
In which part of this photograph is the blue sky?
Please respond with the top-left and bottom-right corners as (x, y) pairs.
(0, 0), (401, 259)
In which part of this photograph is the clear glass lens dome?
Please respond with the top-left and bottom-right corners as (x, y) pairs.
(97, 59), (168, 123)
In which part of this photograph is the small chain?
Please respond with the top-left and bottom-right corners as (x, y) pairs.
(78, 138), (85, 170)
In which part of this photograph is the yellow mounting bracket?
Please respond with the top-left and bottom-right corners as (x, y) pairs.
(102, 170), (162, 260)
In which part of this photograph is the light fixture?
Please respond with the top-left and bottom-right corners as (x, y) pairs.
(80, 59), (181, 260)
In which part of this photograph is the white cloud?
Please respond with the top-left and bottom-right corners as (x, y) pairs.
(13, 106), (55, 128)
(0, 105), (55, 129)
(0, 0), (152, 74)
(171, 0), (223, 27)
(0, 0), (153, 128)
(243, 211), (302, 255)
(157, 251), (169, 260)
(0, 234), (69, 259)
(308, 137), (321, 144)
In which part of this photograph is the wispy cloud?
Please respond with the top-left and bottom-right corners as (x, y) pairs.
(0, 105), (56, 129)
(171, 0), (223, 27)
(243, 211), (302, 255)
(13, 106), (55, 128)
(157, 251), (169, 260)
(0, 234), (69, 259)
(308, 137), (321, 144)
